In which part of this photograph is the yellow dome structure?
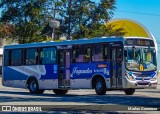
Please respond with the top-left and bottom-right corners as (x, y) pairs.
(107, 19), (153, 38)
(107, 19), (158, 61)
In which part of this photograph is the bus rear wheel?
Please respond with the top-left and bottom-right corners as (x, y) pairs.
(124, 88), (135, 95)
(28, 78), (44, 94)
(53, 89), (68, 95)
(95, 77), (106, 95)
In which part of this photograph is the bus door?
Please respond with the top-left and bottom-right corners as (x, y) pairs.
(58, 49), (71, 88)
(110, 44), (123, 88)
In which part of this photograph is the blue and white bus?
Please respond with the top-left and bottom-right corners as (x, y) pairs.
(2, 37), (158, 95)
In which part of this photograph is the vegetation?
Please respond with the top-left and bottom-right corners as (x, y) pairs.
(55, 0), (125, 39)
(0, 0), (125, 44)
(0, 23), (14, 39)
(0, 0), (49, 43)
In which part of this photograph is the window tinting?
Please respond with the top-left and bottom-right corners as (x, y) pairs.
(92, 45), (104, 62)
(4, 50), (10, 66)
(72, 45), (91, 63)
(25, 48), (38, 65)
(40, 47), (56, 64)
(11, 49), (22, 66)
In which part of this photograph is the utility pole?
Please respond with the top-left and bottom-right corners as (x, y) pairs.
(68, 0), (72, 40)
(49, 0), (60, 41)
(51, 2), (57, 41)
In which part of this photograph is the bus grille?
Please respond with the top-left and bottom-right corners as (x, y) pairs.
(136, 74), (150, 77)
(137, 82), (150, 85)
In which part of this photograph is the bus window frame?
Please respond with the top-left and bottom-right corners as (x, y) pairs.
(39, 46), (57, 65)
(91, 43), (109, 63)
(72, 44), (92, 63)
(23, 48), (40, 65)
(4, 49), (11, 66)
(4, 49), (23, 66)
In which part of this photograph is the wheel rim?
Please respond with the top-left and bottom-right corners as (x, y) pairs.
(96, 81), (102, 91)
(30, 81), (37, 91)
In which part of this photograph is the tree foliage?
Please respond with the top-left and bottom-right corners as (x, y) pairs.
(0, 0), (49, 43)
(54, 0), (125, 39)
(0, 0), (125, 43)
(0, 23), (14, 39)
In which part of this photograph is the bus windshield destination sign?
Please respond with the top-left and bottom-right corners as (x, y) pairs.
(125, 39), (155, 46)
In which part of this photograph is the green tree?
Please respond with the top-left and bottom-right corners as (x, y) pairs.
(0, 0), (49, 43)
(0, 0), (125, 43)
(54, 0), (125, 39)
(0, 23), (14, 39)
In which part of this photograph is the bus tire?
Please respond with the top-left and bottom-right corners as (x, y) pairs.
(28, 78), (44, 94)
(95, 77), (106, 95)
(53, 89), (68, 95)
(124, 88), (135, 95)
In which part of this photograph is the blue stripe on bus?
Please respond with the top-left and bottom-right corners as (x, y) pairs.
(3, 65), (59, 80)
(41, 65), (58, 79)
(70, 62), (110, 79)
(3, 67), (28, 80)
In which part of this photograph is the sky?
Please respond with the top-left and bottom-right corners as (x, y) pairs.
(109, 0), (160, 41)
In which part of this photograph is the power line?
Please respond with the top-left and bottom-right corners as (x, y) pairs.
(116, 10), (160, 17)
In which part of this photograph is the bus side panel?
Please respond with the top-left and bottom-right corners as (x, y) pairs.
(70, 62), (110, 89)
(3, 64), (59, 89)
(38, 64), (58, 89)
(3, 66), (28, 88)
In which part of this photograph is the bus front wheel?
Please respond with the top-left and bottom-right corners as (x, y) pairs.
(53, 89), (68, 95)
(95, 77), (106, 95)
(28, 78), (44, 94)
(124, 88), (135, 95)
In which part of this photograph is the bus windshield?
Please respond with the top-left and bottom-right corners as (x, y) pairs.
(125, 47), (157, 71)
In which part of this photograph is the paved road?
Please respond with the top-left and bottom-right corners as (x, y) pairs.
(0, 85), (160, 113)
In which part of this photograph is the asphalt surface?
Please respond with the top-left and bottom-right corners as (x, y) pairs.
(0, 77), (160, 113)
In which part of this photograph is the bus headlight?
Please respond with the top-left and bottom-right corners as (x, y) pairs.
(126, 72), (135, 81)
(151, 76), (157, 81)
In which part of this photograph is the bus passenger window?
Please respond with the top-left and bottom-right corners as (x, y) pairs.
(11, 49), (22, 66)
(72, 49), (76, 63)
(4, 50), (10, 66)
(74, 45), (91, 63)
(40, 47), (56, 64)
(84, 47), (91, 62)
(25, 48), (38, 65)
(92, 45), (103, 62)
(104, 46), (108, 61)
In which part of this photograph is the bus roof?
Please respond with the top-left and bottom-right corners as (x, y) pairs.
(4, 37), (124, 49)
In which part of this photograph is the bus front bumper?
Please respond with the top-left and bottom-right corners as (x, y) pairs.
(124, 77), (157, 89)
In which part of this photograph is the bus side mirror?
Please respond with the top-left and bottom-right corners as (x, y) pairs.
(124, 50), (127, 57)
